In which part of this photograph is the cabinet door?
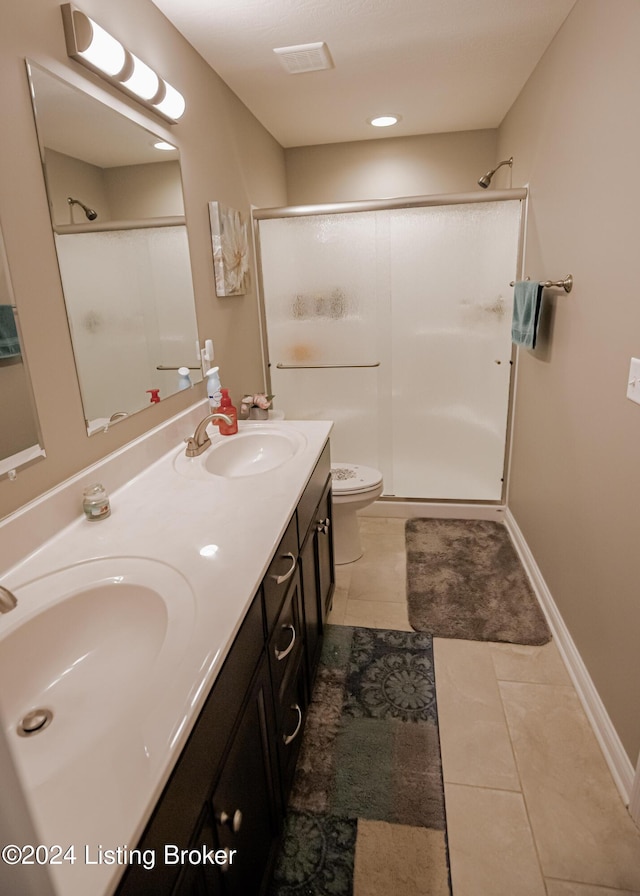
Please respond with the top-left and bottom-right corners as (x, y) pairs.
(316, 480), (335, 623)
(212, 655), (280, 896)
(300, 528), (321, 688)
(171, 807), (221, 896)
(300, 478), (335, 692)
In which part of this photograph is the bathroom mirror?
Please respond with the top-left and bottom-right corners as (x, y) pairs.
(0, 216), (46, 480)
(25, 61), (202, 434)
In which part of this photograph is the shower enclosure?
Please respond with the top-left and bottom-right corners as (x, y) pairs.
(255, 190), (525, 502)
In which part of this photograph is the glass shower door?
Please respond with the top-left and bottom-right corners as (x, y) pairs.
(257, 197), (522, 502)
(387, 201), (521, 499)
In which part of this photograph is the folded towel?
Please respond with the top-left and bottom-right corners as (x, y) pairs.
(511, 281), (543, 349)
(0, 304), (21, 358)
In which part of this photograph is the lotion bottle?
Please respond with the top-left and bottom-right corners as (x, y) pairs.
(218, 388), (238, 435)
(206, 367), (222, 410)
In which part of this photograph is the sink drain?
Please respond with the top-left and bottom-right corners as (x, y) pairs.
(17, 708), (53, 737)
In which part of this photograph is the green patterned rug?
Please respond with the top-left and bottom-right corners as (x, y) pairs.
(270, 626), (452, 896)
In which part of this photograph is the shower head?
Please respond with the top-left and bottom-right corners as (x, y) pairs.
(67, 197), (98, 221)
(477, 157), (513, 189)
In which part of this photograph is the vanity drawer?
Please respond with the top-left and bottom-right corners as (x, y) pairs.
(297, 441), (331, 547)
(263, 514), (299, 632)
(268, 567), (304, 724)
(277, 662), (308, 803)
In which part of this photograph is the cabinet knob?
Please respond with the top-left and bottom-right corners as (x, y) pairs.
(283, 704), (303, 746)
(274, 624), (296, 661)
(316, 518), (330, 535)
(218, 809), (243, 833)
(271, 552), (297, 585)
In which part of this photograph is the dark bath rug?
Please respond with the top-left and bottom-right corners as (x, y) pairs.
(405, 518), (551, 645)
(270, 626), (451, 896)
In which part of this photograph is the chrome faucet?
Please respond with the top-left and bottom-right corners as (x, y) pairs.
(184, 412), (233, 457)
(0, 586), (17, 613)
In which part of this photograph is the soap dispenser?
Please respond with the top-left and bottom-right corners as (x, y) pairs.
(177, 367), (192, 390)
(218, 388), (238, 436)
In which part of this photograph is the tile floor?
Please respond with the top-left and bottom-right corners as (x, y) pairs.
(327, 516), (640, 895)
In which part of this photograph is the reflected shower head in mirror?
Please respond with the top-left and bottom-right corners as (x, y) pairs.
(477, 157), (513, 189)
(67, 196), (98, 220)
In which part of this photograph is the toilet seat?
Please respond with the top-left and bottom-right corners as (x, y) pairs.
(331, 463), (383, 496)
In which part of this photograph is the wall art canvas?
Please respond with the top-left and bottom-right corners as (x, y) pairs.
(208, 201), (250, 296)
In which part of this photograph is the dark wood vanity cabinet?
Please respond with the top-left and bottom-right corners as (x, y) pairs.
(115, 440), (334, 896)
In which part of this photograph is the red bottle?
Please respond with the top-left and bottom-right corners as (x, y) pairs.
(218, 389), (238, 435)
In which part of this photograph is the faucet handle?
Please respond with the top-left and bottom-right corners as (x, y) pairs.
(0, 585), (17, 613)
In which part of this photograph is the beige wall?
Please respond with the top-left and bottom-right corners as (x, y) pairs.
(0, 0), (287, 520)
(500, 0), (640, 763)
(285, 129), (497, 205)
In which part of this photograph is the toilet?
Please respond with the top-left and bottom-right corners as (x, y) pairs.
(331, 463), (384, 564)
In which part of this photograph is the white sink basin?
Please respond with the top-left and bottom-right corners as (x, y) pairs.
(174, 424), (307, 480)
(0, 558), (195, 786)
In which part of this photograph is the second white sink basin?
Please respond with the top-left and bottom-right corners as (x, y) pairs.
(175, 424), (307, 480)
(0, 558), (195, 786)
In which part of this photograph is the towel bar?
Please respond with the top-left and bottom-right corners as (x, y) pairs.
(276, 362), (380, 369)
(510, 274), (573, 293)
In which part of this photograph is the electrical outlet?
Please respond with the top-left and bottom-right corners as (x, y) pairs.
(627, 358), (640, 406)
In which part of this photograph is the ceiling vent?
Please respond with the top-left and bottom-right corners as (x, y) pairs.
(273, 42), (334, 74)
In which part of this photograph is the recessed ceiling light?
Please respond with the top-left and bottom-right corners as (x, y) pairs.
(154, 141), (176, 151)
(368, 114), (401, 128)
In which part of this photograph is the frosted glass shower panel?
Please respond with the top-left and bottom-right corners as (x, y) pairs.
(388, 201), (521, 500)
(270, 366), (382, 471)
(55, 226), (198, 422)
(258, 213), (384, 368)
(258, 198), (522, 501)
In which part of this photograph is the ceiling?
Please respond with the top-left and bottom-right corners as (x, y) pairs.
(151, 0), (576, 148)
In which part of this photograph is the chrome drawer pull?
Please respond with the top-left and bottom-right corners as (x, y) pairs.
(283, 704), (303, 745)
(272, 552), (296, 585)
(218, 809), (243, 833)
(275, 624), (296, 661)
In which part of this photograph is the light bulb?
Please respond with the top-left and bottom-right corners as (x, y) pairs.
(120, 53), (160, 101)
(368, 114), (401, 128)
(74, 11), (126, 76)
(154, 81), (186, 121)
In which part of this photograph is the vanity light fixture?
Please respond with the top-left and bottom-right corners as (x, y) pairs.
(368, 114), (401, 128)
(60, 3), (186, 123)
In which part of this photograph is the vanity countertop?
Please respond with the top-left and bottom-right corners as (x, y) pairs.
(0, 414), (332, 896)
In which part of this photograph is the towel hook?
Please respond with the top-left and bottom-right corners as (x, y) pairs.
(510, 274), (573, 293)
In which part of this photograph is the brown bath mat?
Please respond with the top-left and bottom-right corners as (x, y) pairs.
(406, 518), (551, 645)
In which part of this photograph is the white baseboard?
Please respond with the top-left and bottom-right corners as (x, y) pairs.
(362, 499), (506, 521)
(504, 508), (636, 810)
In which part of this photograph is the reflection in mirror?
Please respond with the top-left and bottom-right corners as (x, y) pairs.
(0, 217), (46, 480)
(25, 61), (202, 435)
